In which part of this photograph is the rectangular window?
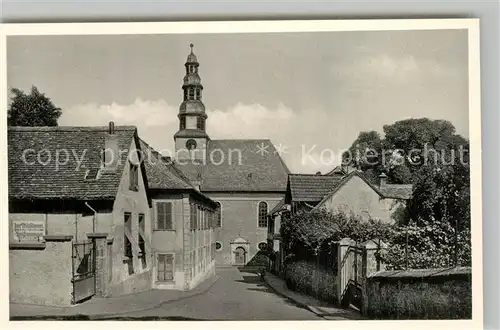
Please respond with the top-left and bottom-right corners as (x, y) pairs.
(196, 117), (205, 130)
(197, 206), (201, 229)
(129, 162), (139, 191)
(188, 88), (195, 100)
(190, 203), (198, 230)
(157, 253), (174, 282)
(156, 202), (173, 230)
(180, 117), (186, 130)
(124, 212), (132, 258)
(138, 213), (145, 256)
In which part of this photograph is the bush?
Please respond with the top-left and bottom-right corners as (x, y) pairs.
(366, 279), (472, 319)
(284, 261), (337, 303)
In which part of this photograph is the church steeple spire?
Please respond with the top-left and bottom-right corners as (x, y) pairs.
(174, 44), (209, 160)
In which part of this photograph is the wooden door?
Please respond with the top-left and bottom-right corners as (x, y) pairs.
(234, 247), (246, 265)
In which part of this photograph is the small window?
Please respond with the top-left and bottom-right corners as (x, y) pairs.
(188, 88), (195, 100)
(180, 117), (186, 130)
(258, 242), (268, 251)
(215, 241), (222, 251)
(85, 168), (100, 181)
(258, 201), (268, 228)
(156, 202), (173, 230)
(138, 213), (145, 256)
(197, 117), (205, 130)
(129, 162), (139, 191)
(124, 213), (132, 258)
(157, 253), (174, 282)
(195, 88), (202, 100)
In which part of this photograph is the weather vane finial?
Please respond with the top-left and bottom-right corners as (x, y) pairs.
(190, 43), (194, 52)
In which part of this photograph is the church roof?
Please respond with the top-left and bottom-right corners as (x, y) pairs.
(176, 139), (290, 192)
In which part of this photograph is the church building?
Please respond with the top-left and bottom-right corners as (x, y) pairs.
(173, 44), (290, 266)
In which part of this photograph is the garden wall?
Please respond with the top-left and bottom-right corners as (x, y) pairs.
(10, 236), (74, 307)
(364, 267), (472, 319)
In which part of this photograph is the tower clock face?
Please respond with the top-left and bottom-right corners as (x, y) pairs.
(186, 139), (197, 150)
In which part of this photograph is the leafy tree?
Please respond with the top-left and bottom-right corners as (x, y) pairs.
(7, 86), (62, 126)
(280, 209), (393, 264)
(334, 118), (471, 269)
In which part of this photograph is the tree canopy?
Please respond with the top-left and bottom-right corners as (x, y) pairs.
(7, 86), (62, 126)
(280, 118), (472, 270)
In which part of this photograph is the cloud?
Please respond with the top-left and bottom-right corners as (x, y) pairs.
(334, 54), (446, 82)
(60, 99), (347, 174)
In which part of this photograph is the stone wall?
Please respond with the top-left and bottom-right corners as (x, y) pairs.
(9, 236), (74, 307)
(365, 267), (472, 319)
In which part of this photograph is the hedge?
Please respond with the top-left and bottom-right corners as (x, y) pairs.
(284, 261), (337, 303)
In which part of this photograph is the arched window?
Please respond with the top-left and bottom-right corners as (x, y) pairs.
(258, 201), (268, 228)
(215, 202), (222, 227)
(258, 242), (267, 251)
(215, 241), (222, 251)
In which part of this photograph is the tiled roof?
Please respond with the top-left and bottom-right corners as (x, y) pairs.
(379, 184), (413, 200)
(268, 197), (285, 216)
(8, 126), (137, 200)
(138, 139), (194, 190)
(313, 171), (413, 209)
(139, 139), (217, 207)
(289, 173), (345, 202)
(176, 139), (290, 192)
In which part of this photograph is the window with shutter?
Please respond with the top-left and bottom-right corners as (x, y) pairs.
(156, 202), (173, 230)
(215, 202), (222, 227)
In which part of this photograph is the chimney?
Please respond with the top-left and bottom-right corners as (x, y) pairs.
(104, 121), (119, 170)
(108, 121), (115, 135)
(379, 172), (388, 187)
(191, 172), (202, 191)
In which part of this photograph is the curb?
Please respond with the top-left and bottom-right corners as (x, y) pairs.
(263, 275), (361, 320)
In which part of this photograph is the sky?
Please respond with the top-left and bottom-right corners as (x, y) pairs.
(6, 29), (469, 173)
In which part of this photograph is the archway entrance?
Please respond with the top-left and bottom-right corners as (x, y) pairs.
(234, 247), (246, 265)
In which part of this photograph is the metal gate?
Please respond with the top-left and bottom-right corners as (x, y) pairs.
(72, 240), (96, 304)
(339, 244), (364, 310)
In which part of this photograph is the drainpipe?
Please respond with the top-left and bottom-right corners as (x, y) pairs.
(85, 202), (97, 233)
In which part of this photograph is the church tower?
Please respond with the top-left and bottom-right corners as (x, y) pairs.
(174, 44), (209, 162)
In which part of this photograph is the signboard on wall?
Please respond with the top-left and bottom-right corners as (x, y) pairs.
(12, 220), (46, 242)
